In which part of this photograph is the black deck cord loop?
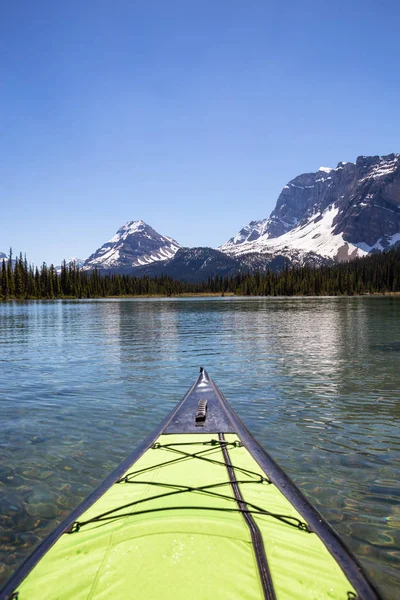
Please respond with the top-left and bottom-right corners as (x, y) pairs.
(67, 505), (313, 534)
(219, 432), (277, 600)
(121, 479), (307, 530)
(151, 439), (241, 448)
(68, 476), (309, 533)
(65, 436), (309, 534)
(119, 444), (233, 481)
(120, 443), (271, 484)
(149, 443), (272, 483)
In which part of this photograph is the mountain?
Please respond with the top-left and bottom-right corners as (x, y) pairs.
(55, 258), (85, 274)
(68, 257), (85, 268)
(154, 247), (241, 281)
(220, 153), (400, 263)
(123, 247), (244, 283)
(0, 252), (7, 261)
(83, 220), (181, 270)
(109, 247), (323, 282)
(80, 217), (333, 282)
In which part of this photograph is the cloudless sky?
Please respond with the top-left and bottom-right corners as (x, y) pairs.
(1, 0), (399, 265)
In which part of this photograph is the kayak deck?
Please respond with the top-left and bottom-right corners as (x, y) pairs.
(1, 369), (380, 600)
(15, 434), (356, 599)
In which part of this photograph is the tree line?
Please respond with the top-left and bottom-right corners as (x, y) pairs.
(1, 247), (400, 300)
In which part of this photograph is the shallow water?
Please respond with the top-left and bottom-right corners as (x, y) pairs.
(0, 297), (399, 598)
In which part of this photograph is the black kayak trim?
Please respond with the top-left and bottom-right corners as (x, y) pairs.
(219, 432), (277, 600)
(0, 368), (382, 600)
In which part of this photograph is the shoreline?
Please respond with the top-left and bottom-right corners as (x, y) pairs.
(2, 291), (400, 302)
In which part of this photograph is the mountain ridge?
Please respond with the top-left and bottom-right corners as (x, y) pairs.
(220, 153), (400, 263)
(3, 153), (399, 281)
(83, 220), (181, 270)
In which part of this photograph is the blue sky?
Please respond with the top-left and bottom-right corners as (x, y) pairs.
(1, 0), (399, 265)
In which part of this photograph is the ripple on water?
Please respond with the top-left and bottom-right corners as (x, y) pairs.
(0, 297), (399, 599)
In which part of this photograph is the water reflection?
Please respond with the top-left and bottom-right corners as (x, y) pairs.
(0, 297), (399, 598)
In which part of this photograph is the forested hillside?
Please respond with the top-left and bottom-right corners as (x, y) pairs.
(1, 248), (400, 300)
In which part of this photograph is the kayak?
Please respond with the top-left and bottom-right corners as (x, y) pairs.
(1, 368), (381, 600)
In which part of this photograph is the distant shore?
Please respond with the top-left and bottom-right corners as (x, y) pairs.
(3, 291), (400, 302)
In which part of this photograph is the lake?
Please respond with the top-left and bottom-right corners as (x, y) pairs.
(0, 297), (399, 598)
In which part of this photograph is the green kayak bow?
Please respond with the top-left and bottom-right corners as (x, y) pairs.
(1, 369), (381, 600)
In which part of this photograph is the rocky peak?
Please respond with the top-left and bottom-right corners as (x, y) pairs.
(220, 153), (400, 262)
(83, 220), (181, 270)
(224, 218), (270, 246)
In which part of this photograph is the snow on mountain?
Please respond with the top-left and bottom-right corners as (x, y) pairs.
(220, 153), (400, 263)
(68, 257), (85, 267)
(83, 220), (181, 270)
(0, 252), (7, 261)
(55, 258), (85, 274)
(224, 205), (357, 262)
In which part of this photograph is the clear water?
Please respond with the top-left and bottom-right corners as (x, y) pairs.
(0, 297), (399, 598)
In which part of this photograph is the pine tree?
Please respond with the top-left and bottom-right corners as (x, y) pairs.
(1, 259), (8, 299)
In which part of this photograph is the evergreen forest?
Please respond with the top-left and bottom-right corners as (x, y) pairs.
(1, 248), (400, 300)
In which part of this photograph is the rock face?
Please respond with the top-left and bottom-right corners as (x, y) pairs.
(83, 220), (181, 270)
(221, 153), (400, 263)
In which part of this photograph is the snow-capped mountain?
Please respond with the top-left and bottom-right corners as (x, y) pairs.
(221, 153), (400, 263)
(68, 257), (85, 268)
(55, 258), (85, 274)
(83, 220), (181, 270)
(0, 252), (7, 261)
